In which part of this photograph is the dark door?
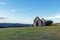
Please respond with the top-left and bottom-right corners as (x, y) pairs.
(36, 21), (38, 26)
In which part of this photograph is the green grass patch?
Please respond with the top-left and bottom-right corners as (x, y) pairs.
(0, 26), (60, 40)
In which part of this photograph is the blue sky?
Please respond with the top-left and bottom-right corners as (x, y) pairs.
(0, 0), (60, 24)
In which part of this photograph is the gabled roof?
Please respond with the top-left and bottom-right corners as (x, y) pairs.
(34, 16), (41, 22)
(41, 18), (46, 21)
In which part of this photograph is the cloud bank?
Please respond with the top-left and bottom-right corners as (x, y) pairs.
(44, 15), (60, 19)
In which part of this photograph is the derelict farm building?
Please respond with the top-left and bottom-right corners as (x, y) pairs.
(33, 17), (46, 26)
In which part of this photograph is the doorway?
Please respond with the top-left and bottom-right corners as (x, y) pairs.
(36, 21), (38, 26)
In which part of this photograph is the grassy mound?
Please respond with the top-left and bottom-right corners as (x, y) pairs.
(0, 26), (60, 40)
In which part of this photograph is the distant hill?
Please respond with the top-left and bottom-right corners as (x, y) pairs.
(53, 23), (60, 26)
(0, 23), (32, 28)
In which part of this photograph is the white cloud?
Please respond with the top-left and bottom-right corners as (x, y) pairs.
(11, 9), (16, 12)
(0, 2), (6, 5)
(44, 15), (60, 19)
